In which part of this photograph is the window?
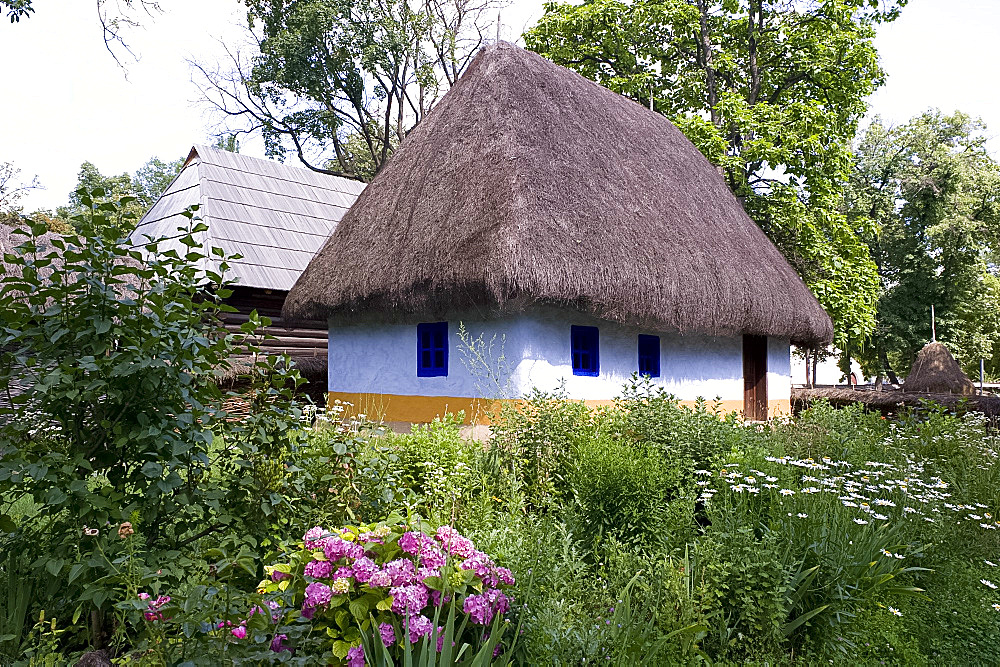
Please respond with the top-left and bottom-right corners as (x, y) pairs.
(417, 322), (448, 377)
(637, 334), (660, 377)
(571, 325), (599, 376)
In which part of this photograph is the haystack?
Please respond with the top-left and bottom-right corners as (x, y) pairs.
(284, 42), (832, 347)
(903, 342), (975, 395)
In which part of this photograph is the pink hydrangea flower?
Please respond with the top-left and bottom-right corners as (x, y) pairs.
(353, 556), (377, 583)
(390, 583), (429, 615)
(406, 614), (433, 644)
(303, 526), (325, 550)
(379, 622), (395, 647)
(270, 633), (289, 653)
(304, 559), (333, 579)
(271, 569), (290, 582)
(420, 548), (447, 569)
(496, 567), (515, 586)
(435, 526), (475, 558)
(368, 569), (392, 587)
(304, 581), (333, 608)
(460, 551), (494, 582)
(346, 645), (365, 667)
(334, 566), (354, 580)
(463, 589), (509, 625)
(417, 567), (441, 582)
(382, 558), (416, 586)
(322, 536), (354, 562)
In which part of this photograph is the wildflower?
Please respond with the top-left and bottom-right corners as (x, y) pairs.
(83, 526), (99, 537)
(986, 560), (997, 567)
(780, 489), (795, 496)
(118, 522), (134, 539)
(797, 513), (808, 519)
(346, 645), (365, 667)
(231, 625), (247, 639)
(694, 469), (711, 475)
(379, 622), (396, 647)
(801, 487), (820, 494)
(982, 580), (998, 590)
(888, 607), (902, 617)
(993, 604), (1000, 612)
(881, 549), (892, 558)
(854, 518), (869, 525)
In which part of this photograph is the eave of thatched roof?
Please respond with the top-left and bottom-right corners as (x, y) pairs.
(284, 42), (833, 347)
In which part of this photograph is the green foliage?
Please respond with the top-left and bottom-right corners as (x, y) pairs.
(0, 191), (308, 655)
(846, 110), (1000, 379)
(525, 0), (900, 346)
(200, 0), (501, 178)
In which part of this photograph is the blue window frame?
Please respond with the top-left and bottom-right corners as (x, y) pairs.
(417, 322), (448, 377)
(638, 334), (660, 377)
(571, 325), (600, 376)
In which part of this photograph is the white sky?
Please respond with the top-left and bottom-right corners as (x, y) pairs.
(1, 0), (997, 212)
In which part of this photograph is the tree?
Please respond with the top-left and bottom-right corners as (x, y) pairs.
(55, 156), (184, 233)
(193, 0), (502, 180)
(524, 0), (907, 349)
(132, 155), (185, 208)
(2, 0), (163, 65)
(846, 111), (1000, 380)
(0, 161), (38, 217)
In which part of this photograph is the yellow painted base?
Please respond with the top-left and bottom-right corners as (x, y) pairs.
(327, 391), (790, 426)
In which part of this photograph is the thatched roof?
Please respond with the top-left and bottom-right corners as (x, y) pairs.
(131, 145), (365, 292)
(904, 342), (975, 395)
(792, 387), (1000, 419)
(284, 42), (833, 346)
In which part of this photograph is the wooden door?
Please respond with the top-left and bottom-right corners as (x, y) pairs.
(743, 335), (768, 420)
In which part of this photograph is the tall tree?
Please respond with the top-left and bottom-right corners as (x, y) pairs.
(846, 111), (1000, 380)
(55, 155), (184, 233)
(524, 0), (906, 349)
(193, 0), (501, 180)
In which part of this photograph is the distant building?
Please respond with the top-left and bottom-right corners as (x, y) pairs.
(131, 145), (365, 396)
(284, 43), (833, 427)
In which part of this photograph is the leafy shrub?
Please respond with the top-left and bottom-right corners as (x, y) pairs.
(0, 193), (308, 654)
(488, 386), (594, 508)
(568, 434), (682, 549)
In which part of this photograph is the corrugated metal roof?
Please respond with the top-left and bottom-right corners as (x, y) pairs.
(130, 145), (363, 291)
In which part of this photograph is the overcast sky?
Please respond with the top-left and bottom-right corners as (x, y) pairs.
(2, 0), (998, 213)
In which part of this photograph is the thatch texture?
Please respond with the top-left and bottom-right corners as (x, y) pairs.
(792, 387), (1000, 419)
(903, 342), (975, 395)
(284, 42), (833, 347)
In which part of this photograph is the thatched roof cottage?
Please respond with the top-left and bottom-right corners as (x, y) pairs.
(132, 145), (365, 393)
(284, 42), (832, 425)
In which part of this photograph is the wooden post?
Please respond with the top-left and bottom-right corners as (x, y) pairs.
(931, 304), (936, 343)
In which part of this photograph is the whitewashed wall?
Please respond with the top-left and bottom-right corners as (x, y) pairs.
(328, 306), (791, 402)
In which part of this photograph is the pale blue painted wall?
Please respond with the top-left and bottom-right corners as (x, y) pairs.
(328, 306), (791, 402)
